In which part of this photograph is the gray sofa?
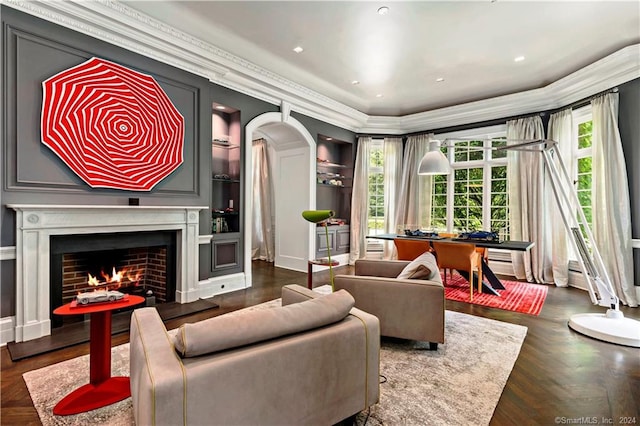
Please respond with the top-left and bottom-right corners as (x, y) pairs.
(334, 259), (445, 349)
(129, 284), (380, 425)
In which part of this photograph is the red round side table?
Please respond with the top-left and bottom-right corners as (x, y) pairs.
(52, 295), (145, 415)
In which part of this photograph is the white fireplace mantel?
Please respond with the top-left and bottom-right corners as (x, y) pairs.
(8, 204), (208, 342)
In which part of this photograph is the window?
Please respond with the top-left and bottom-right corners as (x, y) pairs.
(429, 126), (508, 235)
(570, 107), (593, 260)
(367, 140), (385, 250)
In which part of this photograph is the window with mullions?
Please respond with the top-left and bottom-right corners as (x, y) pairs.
(367, 140), (385, 237)
(571, 108), (593, 261)
(429, 127), (508, 234)
(430, 174), (447, 229)
(453, 167), (484, 231)
(490, 165), (509, 236)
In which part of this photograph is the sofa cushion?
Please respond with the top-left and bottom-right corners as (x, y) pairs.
(396, 251), (439, 281)
(174, 289), (355, 357)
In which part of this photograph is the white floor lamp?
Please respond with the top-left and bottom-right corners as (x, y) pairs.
(419, 138), (640, 347)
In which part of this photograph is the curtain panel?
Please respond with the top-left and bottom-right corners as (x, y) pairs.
(251, 139), (275, 262)
(506, 116), (552, 283)
(349, 137), (372, 264)
(547, 109), (573, 287)
(382, 137), (404, 259)
(394, 134), (432, 239)
(591, 93), (637, 307)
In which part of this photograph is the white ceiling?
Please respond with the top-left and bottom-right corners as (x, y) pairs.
(124, 1), (639, 117)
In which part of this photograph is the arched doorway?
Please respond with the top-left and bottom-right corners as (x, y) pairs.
(244, 111), (316, 285)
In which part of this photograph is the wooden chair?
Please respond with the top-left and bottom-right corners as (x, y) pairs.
(394, 238), (432, 261)
(431, 241), (483, 301)
(437, 233), (488, 283)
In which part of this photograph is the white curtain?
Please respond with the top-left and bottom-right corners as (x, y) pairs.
(395, 134), (432, 234)
(506, 116), (552, 283)
(251, 139), (275, 262)
(382, 137), (404, 259)
(547, 109), (573, 287)
(349, 136), (372, 264)
(591, 93), (637, 307)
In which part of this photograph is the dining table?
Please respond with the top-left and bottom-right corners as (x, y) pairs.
(367, 233), (535, 296)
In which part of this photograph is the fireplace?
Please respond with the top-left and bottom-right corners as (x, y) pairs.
(9, 204), (207, 342)
(50, 231), (177, 327)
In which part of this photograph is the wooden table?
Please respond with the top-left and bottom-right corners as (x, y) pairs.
(368, 234), (535, 296)
(52, 295), (145, 415)
(307, 259), (339, 289)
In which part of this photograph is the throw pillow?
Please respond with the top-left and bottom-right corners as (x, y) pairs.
(396, 251), (439, 281)
(173, 289), (355, 357)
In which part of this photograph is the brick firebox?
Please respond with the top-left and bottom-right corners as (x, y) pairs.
(50, 231), (176, 328)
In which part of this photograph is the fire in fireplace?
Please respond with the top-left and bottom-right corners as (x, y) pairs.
(50, 231), (176, 327)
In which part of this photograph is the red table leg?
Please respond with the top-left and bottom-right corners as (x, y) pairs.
(53, 311), (131, 415)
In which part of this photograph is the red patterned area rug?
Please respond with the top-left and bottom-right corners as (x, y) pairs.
(444, 272), (548, 315)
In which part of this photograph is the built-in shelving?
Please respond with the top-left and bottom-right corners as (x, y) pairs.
(315, 134), (354, 258)
(211, 104), (242, 275)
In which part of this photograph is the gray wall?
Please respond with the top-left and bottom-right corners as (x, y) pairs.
(1, 7), (212, 316)
(0, 6), (357, 316)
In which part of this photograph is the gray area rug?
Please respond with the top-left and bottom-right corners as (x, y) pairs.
(24, 289), (527, 426)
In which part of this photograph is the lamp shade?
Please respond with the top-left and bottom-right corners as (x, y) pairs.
(302, 210), (335, 223)
(418, 140), (451, 175)
(418, 151), (451, 175)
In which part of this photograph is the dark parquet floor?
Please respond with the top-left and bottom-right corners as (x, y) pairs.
(1, 260), (639, 425)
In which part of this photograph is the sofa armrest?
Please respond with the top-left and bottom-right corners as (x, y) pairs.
(355, 259), (411, 278)
(130, 307), (186, 426)
(281, 283), (322, 305)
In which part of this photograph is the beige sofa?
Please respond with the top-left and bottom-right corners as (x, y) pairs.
(129, 284), (380, 426)
(334, 259), (445, 349)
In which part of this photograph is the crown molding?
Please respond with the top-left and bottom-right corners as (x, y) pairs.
(362, 44), (640, 134)
(3, 1), (639, 135)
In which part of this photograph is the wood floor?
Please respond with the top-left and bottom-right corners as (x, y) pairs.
(1, 261), (639, 425)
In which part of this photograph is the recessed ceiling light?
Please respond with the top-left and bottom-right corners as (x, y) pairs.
(436, 77), (445, 82)
(326, 137), (333, 141)
(377, 6), (389, 15)
(293, 46), (304, 53)
(351, 80), (360, 85)
(514, 55), (525, 62)
(215, 105), (226, 110)
(376, 94), (383, 98)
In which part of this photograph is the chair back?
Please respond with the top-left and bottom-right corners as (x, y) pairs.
(394, 239), (432, 260)
(431, 241), (477, 270)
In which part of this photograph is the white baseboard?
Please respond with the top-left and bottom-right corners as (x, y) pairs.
(486, 260), (515, 277)
(198, 273), (247, 299)
(0, 316), (16, 346)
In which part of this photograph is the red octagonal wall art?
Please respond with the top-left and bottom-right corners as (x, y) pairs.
(41, 57), (185, 191)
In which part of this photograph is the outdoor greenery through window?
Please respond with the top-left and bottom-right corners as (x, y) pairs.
(367, 140), (385, 237)
(573, 107), (593, 258)
(430, 127), (509, 236)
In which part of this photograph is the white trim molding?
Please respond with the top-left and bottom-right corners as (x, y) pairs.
(4, 1), (638, 134)
(7, 204), (208, 342)
(0, 317), (16, 347)
(0, 246), (16, 261)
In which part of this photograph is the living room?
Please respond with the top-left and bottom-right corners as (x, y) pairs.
(1, 2), (639, 425)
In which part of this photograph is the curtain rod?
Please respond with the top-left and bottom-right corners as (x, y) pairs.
(550, 86), (619, 114)
(355, 133), (405, 139)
